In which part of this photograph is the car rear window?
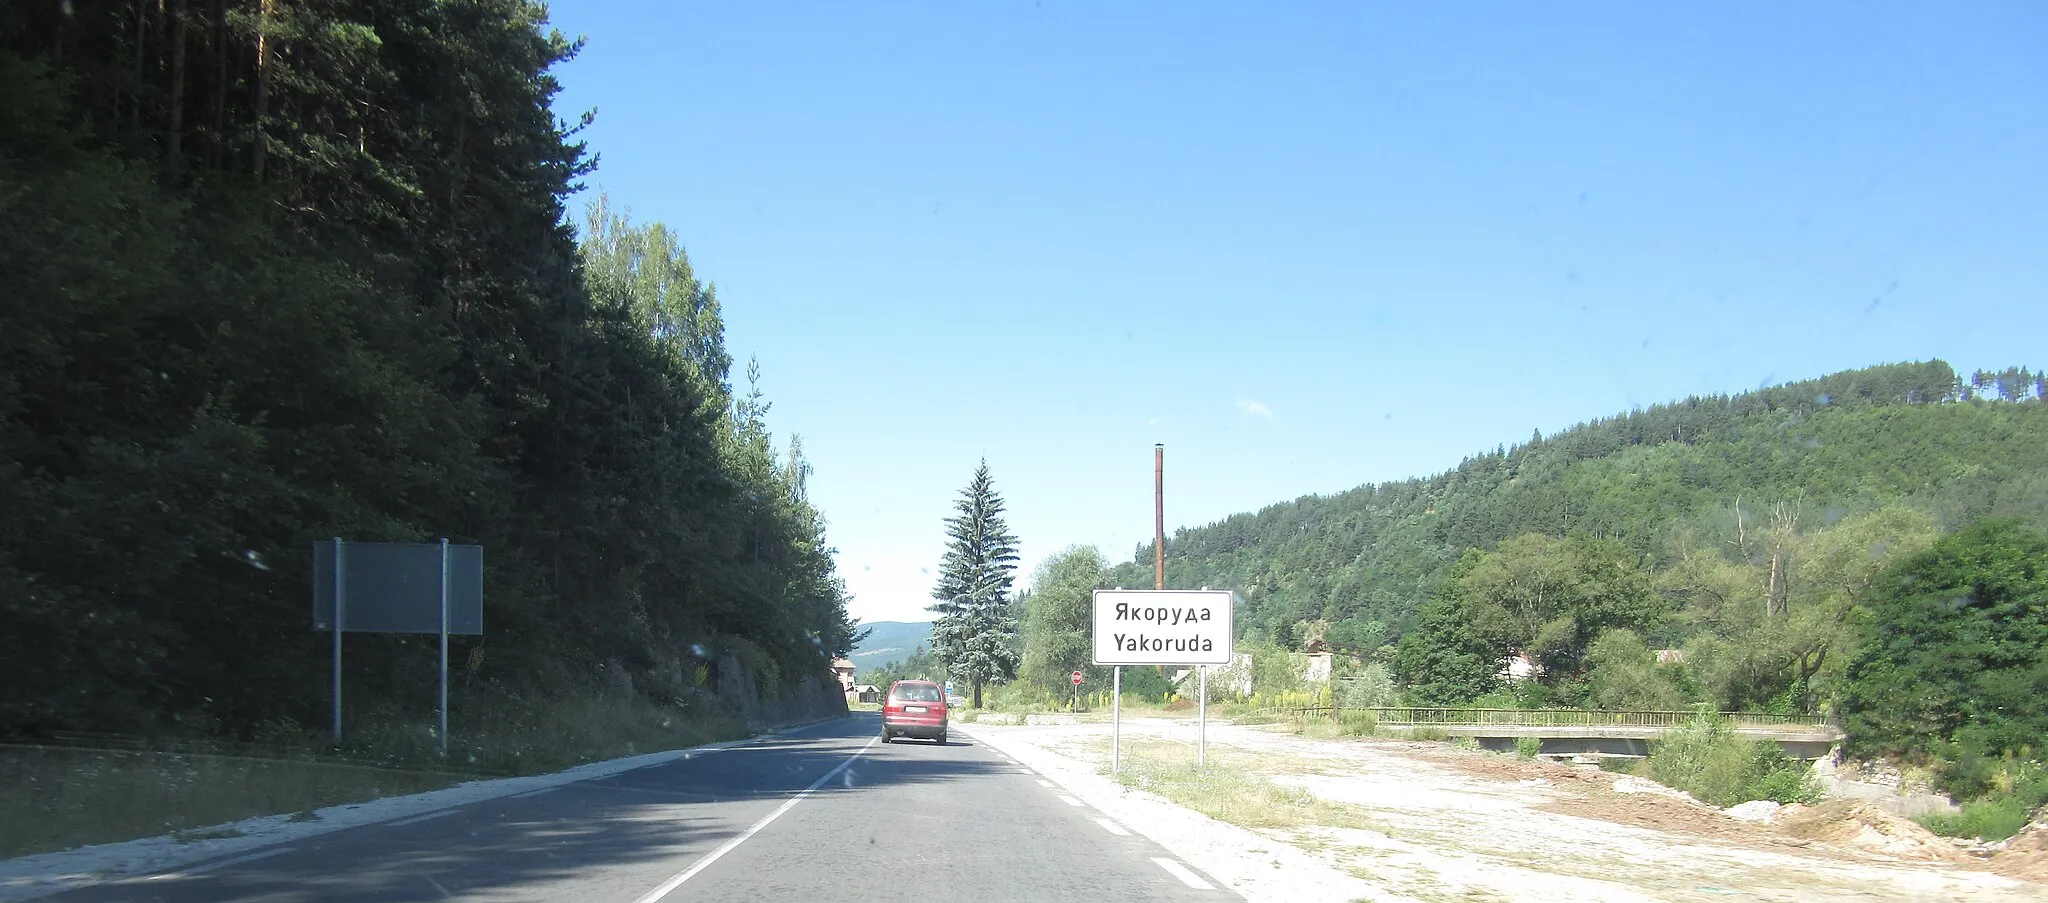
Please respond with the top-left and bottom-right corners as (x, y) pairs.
(892, 684), (941, 702)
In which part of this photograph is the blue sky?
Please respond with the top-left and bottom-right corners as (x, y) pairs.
(543, 1), (2047, 624)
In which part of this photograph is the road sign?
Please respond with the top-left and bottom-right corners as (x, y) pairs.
(1092, 589), (1233, 666)
(1071, 670), (1084, 685)
(313, 539), (484, 749)
(313, 541), (482, 634)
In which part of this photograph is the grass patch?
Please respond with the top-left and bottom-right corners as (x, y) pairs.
(1409, 726), (1448, 742)
(1102, 739), (1377, 832)
(1599, 756), (1646, 775)
(1515, 736), (1543, 760)
(0, 687), (757, 858)
(0, 745), (465, 858)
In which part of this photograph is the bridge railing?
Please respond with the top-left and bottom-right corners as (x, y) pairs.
(1279, 706), (1828, 731)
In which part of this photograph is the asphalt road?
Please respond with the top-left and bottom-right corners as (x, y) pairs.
(44, 714), (1237, 903)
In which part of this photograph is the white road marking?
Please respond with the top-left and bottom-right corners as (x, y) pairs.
(509, 787), (557, 799)
(424, 875), (453, 898)
(1035, 779), (1054, 788)
(151, 846), (296, 878)
(1058, 794), (1083, 807)
(387, 810), (457, 826)
(632, 736), (879, 903)
(1094, 817), (1131, 836)
(1152, 857), (1215, 890)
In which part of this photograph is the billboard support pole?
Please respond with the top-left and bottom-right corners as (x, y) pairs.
(1112, 665), (1122, 775)
(439, 537), (450, 755)
(332, 537), (345, 742)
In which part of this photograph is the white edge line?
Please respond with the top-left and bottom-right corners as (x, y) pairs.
(181, 846), (296, 876)
(1152, 857), (1215, 890)
(1094, 817), (1131, 836)
(631, 736), (878, 903)
(1035, 779), (1054, 787)
(1058, 794), (1084, 807)
(387, 810), (457, 827)
(509, 787), (558, 799)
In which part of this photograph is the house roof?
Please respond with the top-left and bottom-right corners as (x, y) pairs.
(830, 658), (856, 670)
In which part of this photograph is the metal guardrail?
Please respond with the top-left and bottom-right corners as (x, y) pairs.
(1281, 706), (1830, 730)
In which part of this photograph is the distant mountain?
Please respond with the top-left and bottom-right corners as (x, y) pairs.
(849, 621), (932, 675)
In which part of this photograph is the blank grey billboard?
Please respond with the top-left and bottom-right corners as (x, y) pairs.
(312, 541), (482, 635)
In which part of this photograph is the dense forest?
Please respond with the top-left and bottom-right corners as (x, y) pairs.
(1, 1), (857, 746)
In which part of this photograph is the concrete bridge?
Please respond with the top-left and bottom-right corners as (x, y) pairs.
(1294, 707), (1845, 760)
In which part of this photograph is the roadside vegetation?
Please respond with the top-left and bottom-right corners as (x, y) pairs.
(3, 5), (859, 759)
(4, 4), (861, 855)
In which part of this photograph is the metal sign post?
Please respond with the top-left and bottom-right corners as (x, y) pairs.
(1112, 665), (1123, 775)
(332, 537), (345, 741)
(439, 538), (450, 754)
(1199, 664), (1208, 768)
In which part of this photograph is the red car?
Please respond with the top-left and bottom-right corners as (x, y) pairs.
(881, 679), (949, 744)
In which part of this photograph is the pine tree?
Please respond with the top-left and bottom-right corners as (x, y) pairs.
(928, 460), (1022, 707)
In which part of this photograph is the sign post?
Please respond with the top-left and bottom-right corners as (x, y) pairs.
(1111, 666), (1121, 773)
(315, 539), (483, 748)
(331, 537), (345, 741)
(438, 538), (450, 754)
(1071, 670), (1083, 712)
(1092, 588), (1234, 774)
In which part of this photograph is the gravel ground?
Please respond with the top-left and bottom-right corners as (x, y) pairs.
(961, 715), (2046, 903)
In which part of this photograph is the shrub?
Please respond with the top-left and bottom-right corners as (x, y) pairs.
(1648, 712), (1821, 807)
(1515, 736), (1544, 759)
(1920, 761), (2048, 841)
(1340, 710), (1379, 736)
(1409, 727), (1448, 742)
(1451, 736), (1481, 751)
(1339, 663), (1398, 709)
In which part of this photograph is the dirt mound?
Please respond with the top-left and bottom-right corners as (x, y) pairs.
(1776, 800), (1975, 864)
(1993, 816), (2048, 882)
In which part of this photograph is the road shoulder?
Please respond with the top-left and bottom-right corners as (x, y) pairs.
(0, 715), (853, 903)
(954, 719), (1409, 903)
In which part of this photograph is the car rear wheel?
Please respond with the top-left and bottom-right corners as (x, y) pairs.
(881, 732), (894, 743)
(934, 733), (947, 745)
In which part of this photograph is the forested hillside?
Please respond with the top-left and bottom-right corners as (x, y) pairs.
(0, 2), (856, 745)
(1106, 361), (2048, 649)
(848, 621), (933, 675)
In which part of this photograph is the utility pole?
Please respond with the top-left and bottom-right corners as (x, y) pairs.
(1154, 444), (1165, 591)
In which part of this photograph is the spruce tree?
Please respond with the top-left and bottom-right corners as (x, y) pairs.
(928, 460), (1022, 708)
